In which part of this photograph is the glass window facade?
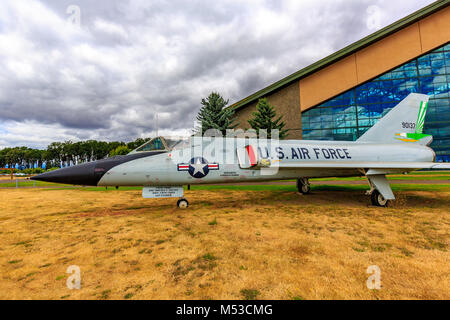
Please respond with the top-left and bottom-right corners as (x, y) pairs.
(302, 42), (450, 162)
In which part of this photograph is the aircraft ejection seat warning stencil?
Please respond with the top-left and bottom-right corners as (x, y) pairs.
(177, 157), (219, 178)
(143, 186), (183, 198)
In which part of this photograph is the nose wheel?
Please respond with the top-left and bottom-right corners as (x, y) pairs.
(177, 198), (189, 209)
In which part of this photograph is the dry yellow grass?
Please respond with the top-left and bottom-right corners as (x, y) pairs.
(0, 187), (448, 300)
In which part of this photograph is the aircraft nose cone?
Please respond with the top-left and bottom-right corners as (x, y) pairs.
(32, 162), (97, 186)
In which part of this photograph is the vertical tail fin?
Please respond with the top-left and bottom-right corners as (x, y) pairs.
(357, 93), (431, 145)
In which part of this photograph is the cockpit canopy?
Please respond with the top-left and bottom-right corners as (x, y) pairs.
(130, 136), (190, 153)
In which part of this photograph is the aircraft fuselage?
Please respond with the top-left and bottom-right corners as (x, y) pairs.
(95, 139), (435, 186)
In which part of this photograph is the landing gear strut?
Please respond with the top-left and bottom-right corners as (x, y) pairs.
(366, 175), (392, 207)
(177, 198), (189, 209)
(296, 178), (311, 194)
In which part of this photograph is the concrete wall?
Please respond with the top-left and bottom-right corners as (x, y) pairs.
(233, 81), (302, 139)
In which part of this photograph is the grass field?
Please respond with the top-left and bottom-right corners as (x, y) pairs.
(0, 184), (449, 300)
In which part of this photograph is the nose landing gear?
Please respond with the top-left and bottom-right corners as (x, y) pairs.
(177, 198), (189, 209)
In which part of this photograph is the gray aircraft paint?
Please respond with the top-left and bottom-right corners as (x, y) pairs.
(97, 138), (435, 187)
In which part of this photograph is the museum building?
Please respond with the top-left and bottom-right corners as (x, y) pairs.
(231, 0), (450, 161)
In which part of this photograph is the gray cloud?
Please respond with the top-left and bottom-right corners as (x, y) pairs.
(0, 0), (435, 148)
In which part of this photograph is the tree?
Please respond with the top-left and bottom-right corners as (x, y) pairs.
(0, 136), (151, 169)
(109, 145), (131, 157)
(127, 137), (151, 151)
(0, 148), (6, 167)
(47, 142), (63, 167)
(195, 92), (237, 136)
(247, 98), (289, 139)
(6, 148), (20, 168)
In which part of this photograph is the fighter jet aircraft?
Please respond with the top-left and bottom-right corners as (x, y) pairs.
(33, 93), (450, 208)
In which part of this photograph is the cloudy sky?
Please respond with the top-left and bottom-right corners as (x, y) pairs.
(0, 0), (435, 149)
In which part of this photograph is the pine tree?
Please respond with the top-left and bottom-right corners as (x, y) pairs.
(195, 92), (238, 136)
(248, 98), (289, 139)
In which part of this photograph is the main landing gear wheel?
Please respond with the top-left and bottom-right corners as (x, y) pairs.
(370, 190), (389, 207)
(177, 198), (189, 209)
(296, 178), (311, 194)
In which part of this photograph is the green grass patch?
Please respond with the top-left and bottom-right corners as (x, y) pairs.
(408, 170), (450, 175)
(385, 175), (450, 181)
(240, 289), (260, 300)
(313, 184), (450, 192)
(4, 172), (448, 193)
(124, 293), (134, 299)
(32, 183), (450, 193)
(0, 181), (72, 188)
(8, 260), (22, 264)
(100, 290), (111, 299)
(39, 263), (51, 268)
(202, 253), (217, 261)
(188, 184), (450, 192)
(81, 186), (142, 192)
(190, 184), (297, 192)
(390, 184), (450, 192)
(311, 174), (450, 181)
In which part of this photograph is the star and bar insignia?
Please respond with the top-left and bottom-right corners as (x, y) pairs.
(177, 157), (219, 178)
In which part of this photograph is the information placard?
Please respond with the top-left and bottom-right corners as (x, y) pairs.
(142, 186), (183, 198)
